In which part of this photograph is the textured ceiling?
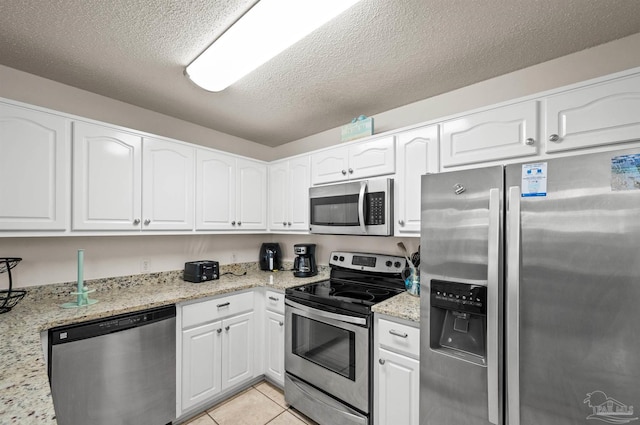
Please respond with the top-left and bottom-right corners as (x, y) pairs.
(1, 0), (640, 147)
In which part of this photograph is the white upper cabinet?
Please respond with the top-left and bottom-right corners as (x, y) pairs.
(196, 149), (267, 231)
(0, 104), (70, 231)
(142, 137), (195, 230)
(545, 73), (640, 153)
(268, 155), (310, 232)
(311, 136), (395, 185)
(72, 121), (143, 230)
(73, 122), (195, 231)
(394, 125), (439, 236)
(441, 101), (539, 168)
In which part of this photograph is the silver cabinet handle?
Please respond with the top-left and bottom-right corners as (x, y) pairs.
(389, 329), (408, 338)
(348, 168), (353, 174)
(282, 221), (287, 226)
(549, 134), (560, 142)
(144, 219), (151, 225)
(525, 138), (535, 146)
(225, 326), (230, 331)
(216, 328), (222, 334)
(217, 302), (230, 308)
(133, 219), (140, 225)
(231, 221), (236, 225)
(279, 321), (284, 327)
(237, 221), (241, 226)
(398, 220), (405, 226)
(287, 222), (292, 226)
(268, 296), (279, 301)
(379, 358), (386, 365)
(341, 169), (347, 175)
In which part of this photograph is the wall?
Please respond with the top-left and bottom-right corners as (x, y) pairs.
(273, 32), (640, 159)
(2, 32), (640, 289)
(0, 65), (273, 161)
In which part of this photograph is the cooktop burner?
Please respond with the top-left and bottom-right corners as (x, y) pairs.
(285, 251), (408, 316)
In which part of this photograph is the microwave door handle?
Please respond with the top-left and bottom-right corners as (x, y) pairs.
(358, 181), (367, 233)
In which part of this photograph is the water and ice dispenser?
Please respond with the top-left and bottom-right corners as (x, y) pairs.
(430, 279), (487, 365)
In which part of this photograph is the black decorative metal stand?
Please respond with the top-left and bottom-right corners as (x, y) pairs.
(0, 258), (26, 314)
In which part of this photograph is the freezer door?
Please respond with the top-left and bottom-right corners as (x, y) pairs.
(505, 149), (640, 424)
(420, 166), (503, 425)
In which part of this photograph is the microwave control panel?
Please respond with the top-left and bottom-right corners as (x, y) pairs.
(366, 192), (385, 224)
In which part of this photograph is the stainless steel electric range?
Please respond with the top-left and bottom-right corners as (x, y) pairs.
(284, 251), (408, 425)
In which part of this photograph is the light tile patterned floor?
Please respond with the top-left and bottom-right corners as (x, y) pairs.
(184, 381), (318, 425)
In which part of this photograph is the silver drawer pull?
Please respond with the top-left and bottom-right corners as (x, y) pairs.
(217, 302), (230, 308)
(279, 321), (284, 327)
(379, 359), (386, 365)
(268, 296), (279, 301)
(389, 329), (408, 338)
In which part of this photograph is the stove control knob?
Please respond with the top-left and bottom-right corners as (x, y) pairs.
(339, 256), (345, 262)
(385, 260), (392, 267)
(333, 255), (338, 261)
(394, 261), (402, 268)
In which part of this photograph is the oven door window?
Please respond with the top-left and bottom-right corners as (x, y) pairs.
(291, 313), (356, 380)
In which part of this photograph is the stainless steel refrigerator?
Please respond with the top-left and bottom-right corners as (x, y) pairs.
(419, 148), (640, 425)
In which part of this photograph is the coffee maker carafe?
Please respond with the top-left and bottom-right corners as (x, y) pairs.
(293, 244), (317, 277)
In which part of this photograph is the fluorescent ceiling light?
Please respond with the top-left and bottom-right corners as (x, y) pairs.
(185, 0), (362, 92)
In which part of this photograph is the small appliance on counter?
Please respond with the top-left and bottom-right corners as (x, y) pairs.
(293, 244), (317, 277)
(259, 243), (282, 271)
(183, 260), (219, 282)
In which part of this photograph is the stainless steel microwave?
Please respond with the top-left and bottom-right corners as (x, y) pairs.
(309, 177), (393, 236)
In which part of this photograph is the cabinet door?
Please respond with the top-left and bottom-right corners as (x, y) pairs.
(287, 156), (311, 231)
(72, 121), (142, 230)
(394, 125), (439, 236)
(545, 73), (640, 153)
(311, 145), (350, 185)
(264, 310), (285, 386)
(268, 161), (289, 231)
(182, 321), (223, 411)
(142, 138), (194, 230)
(195, 149), (236, 230)
(236, 159), (267, 230)
(348, 136), (396, 180)
(222, 311), (255, 390)
(0, 104), (69, 230)
(377, 347), (420, 425)
(441, 101), (539, 168)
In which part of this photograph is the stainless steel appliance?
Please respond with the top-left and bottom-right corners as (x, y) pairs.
(420, 148), (640, 425)
(309, 177), (393, 236)
(293, 243), (318, 277)
(259, 242), (282, 271)
(48, 305), (176, 425)
(285, 251), (407, 425)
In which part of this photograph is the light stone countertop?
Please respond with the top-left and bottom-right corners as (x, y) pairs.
(0, 262), (420, 424)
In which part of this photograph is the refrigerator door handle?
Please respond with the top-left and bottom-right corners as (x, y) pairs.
(507, 186), (522, 425)
(487, 188), (500, 425)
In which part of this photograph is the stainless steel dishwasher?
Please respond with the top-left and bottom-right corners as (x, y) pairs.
(48, 305), (176, 425)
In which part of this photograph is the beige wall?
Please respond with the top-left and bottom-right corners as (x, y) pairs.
(273, 32), (640, 159)
(2, 32), (640, 288)
(0, 65), (273, 161)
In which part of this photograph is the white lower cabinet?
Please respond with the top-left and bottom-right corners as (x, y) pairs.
(264, 290), (285, 386)
(179, 292), (255, 414)
(375, 317), (420, 425)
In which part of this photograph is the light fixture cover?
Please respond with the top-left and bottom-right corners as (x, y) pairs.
(185, 0), (362, 92)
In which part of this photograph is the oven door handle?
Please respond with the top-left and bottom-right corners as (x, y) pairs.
(285, 299), (367, 326)
(358, 180), (367, 234)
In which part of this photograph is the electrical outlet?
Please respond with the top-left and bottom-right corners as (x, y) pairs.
(141, 259), (150, 272)
(230, 252), (238, 263)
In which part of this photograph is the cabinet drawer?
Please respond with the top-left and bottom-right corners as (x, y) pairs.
(378, 319), (420, 358)
(265, 290), (285, 313)
(182, 292), (254, 328)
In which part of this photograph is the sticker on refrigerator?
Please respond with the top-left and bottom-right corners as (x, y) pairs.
(521, 162), (547, 197)
(611, 154), (640, 191)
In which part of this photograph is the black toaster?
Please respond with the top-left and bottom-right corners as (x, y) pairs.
(183, 260), (219, 283)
